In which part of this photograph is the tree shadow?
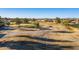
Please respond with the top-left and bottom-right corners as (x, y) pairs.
(18, 36), (73, 42)
(52, 31), (73, 33)
(0, 34), (6, 38)
(0, 35), (74, 50)
(0, 26), (14, 30)
(0, 41), (74, 50)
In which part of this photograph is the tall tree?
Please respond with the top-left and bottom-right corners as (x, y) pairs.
(23, 18), (29, 23)
(63, 20), (70, 26)
(6, 22), (10, 26)
(32, 18), (36, 22)
(15, 18), (22, 27)
(0, 16), (1, 19)
(55, 17), (61, 23)
(0, 20), (5, 27)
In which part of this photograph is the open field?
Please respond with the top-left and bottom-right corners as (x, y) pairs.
(1, 8), (79, 50)
(0, 23), (79, 50)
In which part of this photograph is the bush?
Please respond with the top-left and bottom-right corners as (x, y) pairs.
(21, 24), (37, 28)
(0, 21), (5, 27)
(34, 22), (40, 28)
(63, 20), (70, 26)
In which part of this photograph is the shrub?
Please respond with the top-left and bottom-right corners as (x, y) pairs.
(0, 20), (5, 27)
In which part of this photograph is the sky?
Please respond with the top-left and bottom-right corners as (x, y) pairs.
(0, 8), (79, 18)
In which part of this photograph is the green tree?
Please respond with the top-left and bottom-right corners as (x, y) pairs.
(45, 19), (48, 22)
(63, 20), (70, 26)
(15, 18), (22, 27)
(6, 22), (10, 26)
(23, 18), (29, 23)
(56, 17), (61, 23)
(34, 22), (40, 28)
(0, 20), (5, 27)
(32, 18), (36, 22)
(0, 16), (1, 19)
(36, 22), (40, 28)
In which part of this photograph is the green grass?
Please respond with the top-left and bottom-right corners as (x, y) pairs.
(70, 24), (79, 28)
(20, 24), (37, 28)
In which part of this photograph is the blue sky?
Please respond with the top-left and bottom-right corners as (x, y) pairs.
(0, 8), (79, 18)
